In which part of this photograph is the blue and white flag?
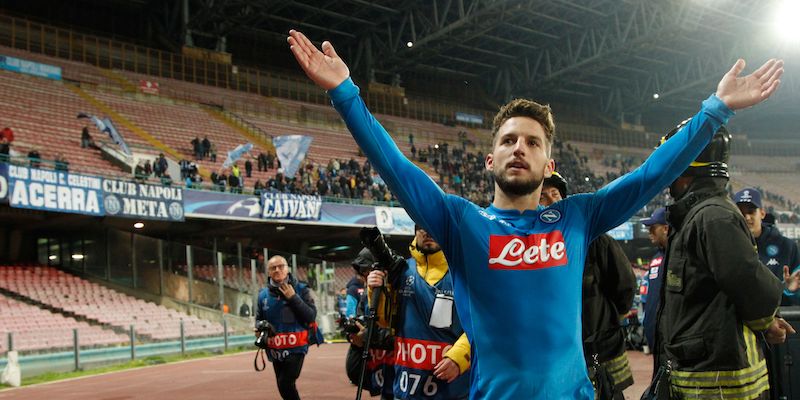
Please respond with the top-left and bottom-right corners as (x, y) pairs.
(272, 135), (312, 177)
(222, 142), (253, 168)
(77, 113), (132, 156)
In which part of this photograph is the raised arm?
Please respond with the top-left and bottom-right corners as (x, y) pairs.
(288, 29), (462, 240)
(587, 59), (783, 238)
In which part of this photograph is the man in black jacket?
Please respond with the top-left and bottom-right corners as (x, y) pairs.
(541, 172), (637, 399)
(655, 124), (792, 399)
(733, 187), (800, 305)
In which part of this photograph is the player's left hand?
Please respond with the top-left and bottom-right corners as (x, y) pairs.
(279, 282), (296, 299)
(716, 58), (783, 110)
(784, 265), (800, 292)
(433, 357), (460, 383)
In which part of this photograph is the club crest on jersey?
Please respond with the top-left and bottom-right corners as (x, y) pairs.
(766, 245), (779, 257)
(539, 209), (561, 224)
(488, 231), (568, 270)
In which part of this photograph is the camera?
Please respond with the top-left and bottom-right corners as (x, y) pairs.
(254, 320), (276, 349)
(359, 227), (406, 276)
(341, 317), (364, 335)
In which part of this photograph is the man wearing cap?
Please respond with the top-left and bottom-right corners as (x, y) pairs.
(654, 124), (791, 399)
(734, 187), (800, 305)
(640, 207), (668, 353)
(541, 172), (636, 399)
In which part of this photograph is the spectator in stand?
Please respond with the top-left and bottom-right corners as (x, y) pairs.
(161, 171), (173, 187)
(54, 153), (69, 172)
(134, 161), (147, 182)
(156, 154), (168, 178)
(81, 126), (93, 149)
(216, 173), (227, 192)
(140, 161), (151, 178)
(202, 136), (211, 159)
(245, 158), (253, 178)
(267, 152), (276, 170)
(191, 136), (202, 160)
(210, 142), (217, 162)
(27, 149), (41, 168)
(254, 179), (264, 196)
(258, 152), (266, 171)
(0, 128), (11, 159)
(228, 171), (241, 193)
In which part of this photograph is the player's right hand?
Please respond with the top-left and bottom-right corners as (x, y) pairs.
(288, 29), (350, 90)
(367, 270), (385, 288)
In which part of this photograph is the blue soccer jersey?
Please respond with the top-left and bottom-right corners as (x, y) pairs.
(329, 78), (732, 399)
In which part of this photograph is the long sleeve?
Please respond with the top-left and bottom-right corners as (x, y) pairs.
(286, 286), (317, 325)
(598, 235), (637, 317)
(444, 333), (472, 374)
(585, 96), (734, 240)
(255, 289), (267, 328)
(698, 210), (782, 331)
(329, 79), (468, 245)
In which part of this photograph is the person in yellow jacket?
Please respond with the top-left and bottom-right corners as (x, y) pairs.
(368, 225), (470, 399)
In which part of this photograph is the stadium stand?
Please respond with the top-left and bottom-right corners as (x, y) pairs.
(0, 292), (129, 354)
(0, 266), (223, 342)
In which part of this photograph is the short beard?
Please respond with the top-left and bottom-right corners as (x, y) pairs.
(493, 169), (542, 197)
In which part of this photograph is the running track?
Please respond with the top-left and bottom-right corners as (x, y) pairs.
(0, 344), (652, 399)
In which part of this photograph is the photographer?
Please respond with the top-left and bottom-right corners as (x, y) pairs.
(367, 226), (470, 399)
(255, 255), (317, 400)
(343, 247), (395, 399)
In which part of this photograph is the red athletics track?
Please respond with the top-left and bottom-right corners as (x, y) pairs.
(0, 344), (652, 399)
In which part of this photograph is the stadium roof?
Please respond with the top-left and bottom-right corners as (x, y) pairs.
(180, 0), (797, 129)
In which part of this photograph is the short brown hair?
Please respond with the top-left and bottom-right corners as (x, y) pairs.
(491, 99), (556, 148)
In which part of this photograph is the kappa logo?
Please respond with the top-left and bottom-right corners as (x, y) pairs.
(488, 231), (568, 270)
(767, 258), (779, 266)
(478, 209), (497, 221)
(539, 209), (561, 224)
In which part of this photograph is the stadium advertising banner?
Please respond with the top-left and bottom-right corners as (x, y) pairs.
(0, 55), (62, 80)
(102, 179), (184, 221)
(261, 192), (322, 221)
(455, 112), (483, 125)
(6, 165), (104, 216)
(0, 163), (8, 203)
(778, 223), (800, 240)
(183, 190), (263, 219)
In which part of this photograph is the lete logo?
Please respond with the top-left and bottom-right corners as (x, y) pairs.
(488, 231), (568, 270)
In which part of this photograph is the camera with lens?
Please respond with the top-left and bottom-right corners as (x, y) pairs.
(254, 320), (276, 349)
(341, 316), (364, 335)
(359, 227), (406, 276)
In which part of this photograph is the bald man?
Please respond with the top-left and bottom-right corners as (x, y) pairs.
(256, 256), (317, 400)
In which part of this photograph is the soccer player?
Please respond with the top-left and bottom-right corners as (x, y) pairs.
(288, 28), (782, 398)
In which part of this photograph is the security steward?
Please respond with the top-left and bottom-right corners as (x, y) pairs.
(733, 187), (800, 305)
(256, 255), (317, 400)
(541, 172), (636, 399)
(654, 123), (792, 399)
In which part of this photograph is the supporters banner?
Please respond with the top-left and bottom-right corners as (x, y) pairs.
(261, 192), (322, 221)
(607, 221), (634, 241)
(6, 165), (104, 216)
(273, 135), (312, 177)
(0, 163), (8, 203)
(0, 55), (62, 80)
(102, 179), (184, 221)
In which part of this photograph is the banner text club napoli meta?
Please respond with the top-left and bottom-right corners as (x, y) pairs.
(488, 231), (569, 270)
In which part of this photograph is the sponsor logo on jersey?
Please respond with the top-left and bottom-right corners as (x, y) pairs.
(767, 258), (779, 266)
(488, 231), (568, 270)
(394, 337), (452, 371)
